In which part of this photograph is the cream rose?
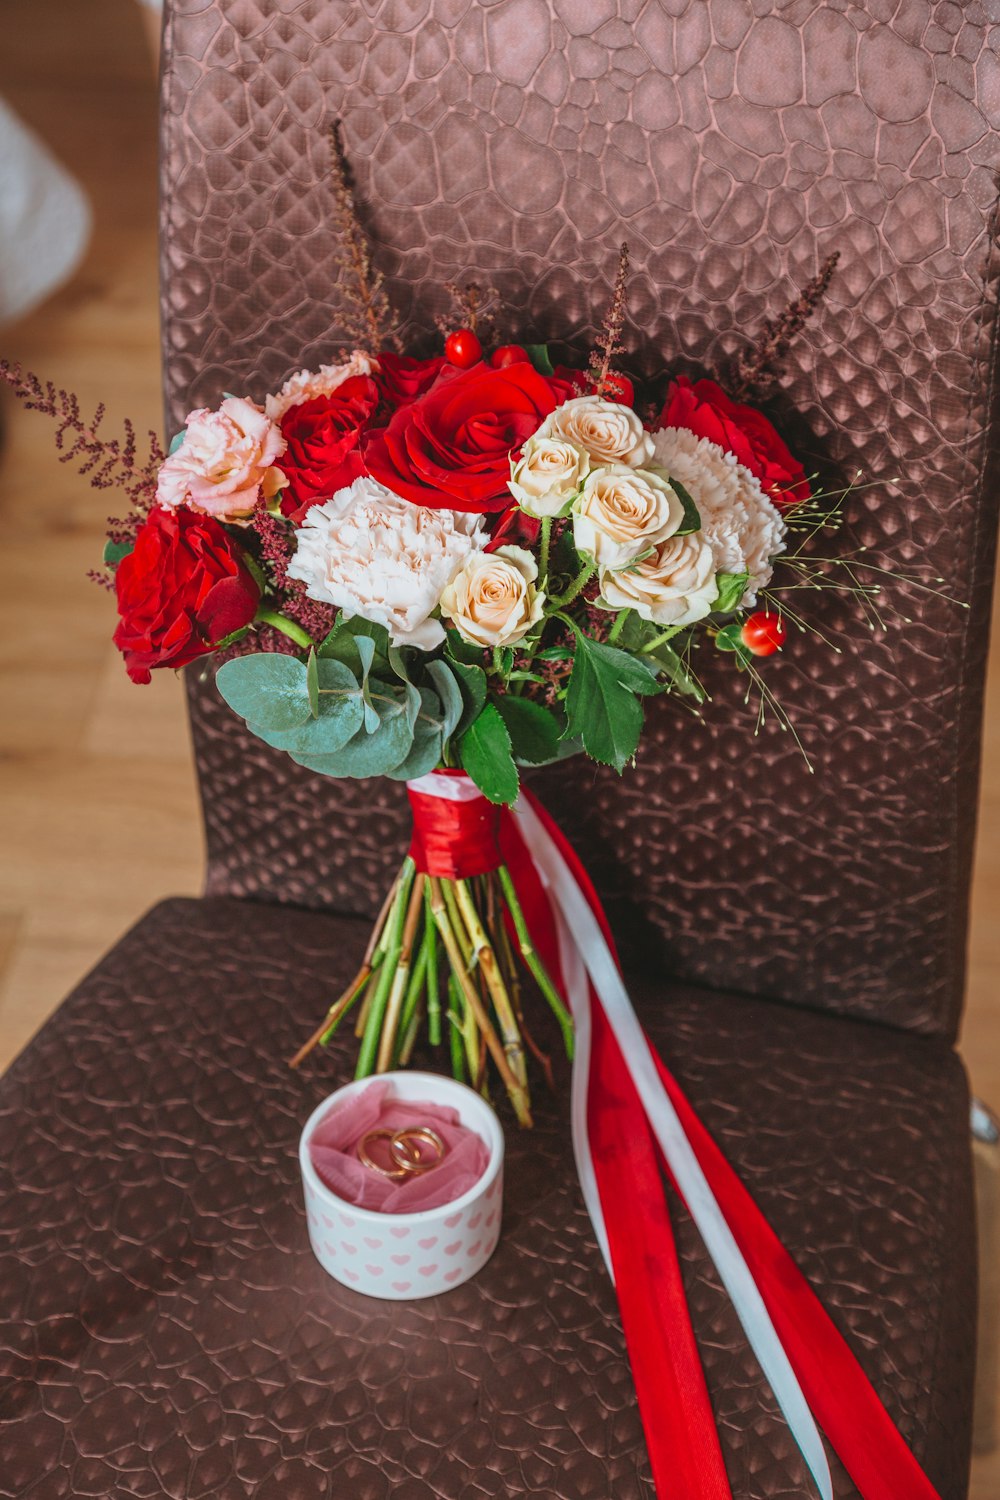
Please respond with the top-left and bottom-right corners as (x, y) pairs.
(156, 396), (286, 523)
(508, 435), (589, 518)
(287, 476), (485, 650)
(572, 465), (685, 570)
(539, 395), (654, 468)
(265, 351), (376, 422)
(601, 532), (718, 626)
(440, 546), (545, 649)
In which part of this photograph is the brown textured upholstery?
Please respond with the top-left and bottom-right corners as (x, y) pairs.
(164, 0), (1000, 1041)
(0, 899), (977, 1499)
(0, 3), (994, 1496)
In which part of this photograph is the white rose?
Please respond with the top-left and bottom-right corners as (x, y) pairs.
(440, 546), (545, 649)
(265, 350), (376, 421)
(539, 395), (654, 467)
(287, 476), (486, 650)
(572, 465), (684, 570)
(651, 427), (786, 603)
(600, 532), (718, 627)
(509, 435), (589, 518)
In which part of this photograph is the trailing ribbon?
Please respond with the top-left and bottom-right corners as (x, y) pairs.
(406, 770), (945, 1500)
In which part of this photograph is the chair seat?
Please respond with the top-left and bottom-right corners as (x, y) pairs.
(0, 896), (975, 1500)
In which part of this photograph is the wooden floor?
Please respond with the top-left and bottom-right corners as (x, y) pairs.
(0, 2), (997, 1492)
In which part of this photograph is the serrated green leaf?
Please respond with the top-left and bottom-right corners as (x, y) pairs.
(496, 695), (562, 765)
(712, 571), (750, 614)
(103, 538), (134, 567)
(306, 648), (319, 718)
(426, 660), (464, 743)
(216, 653), (313, 733)
(447, 659), (488, 738)
(524, 343), (555, 377)
(445, 632), (486, 668)
(458, 702), (519, 804)
(563, 633), (662, 773)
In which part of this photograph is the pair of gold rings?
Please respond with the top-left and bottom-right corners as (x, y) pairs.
(357, 1125), (448, 1180)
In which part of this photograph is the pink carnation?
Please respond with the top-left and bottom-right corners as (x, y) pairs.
(156, 396), (286, 523)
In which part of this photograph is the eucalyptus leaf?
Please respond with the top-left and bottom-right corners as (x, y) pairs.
(306, 649), (319, 718)
(292, 688), (414, 778)
(426, 659), (464, 742)
(458, 702), (519, 805)
(168, 431), (185, 455)
(385, 687), (444, 780)
(248, 658), (364, 755)
(496, 695), (562, 765)
(319, 615), (392, 677)
(216, 653), (313, 733)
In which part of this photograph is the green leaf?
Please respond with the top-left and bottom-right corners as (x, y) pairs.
(445, 631), (487, 668)
(215, 653), (313, 733)
(167, 431), (185, 455)
(306, 648), (319, 718)
(496, 695), (562, 765)
(563, 633), (662, 773)
(242, 553), (267, 594)
(293, 687), (414, 778)
(458, 702), (519, 805)
(385, 687), (445, 780)
(318, 615), (392, 678)
(248, 658), (364, 755)
(714, 621), (745, 652)
(712, 571), (750, 615)
(103, 538), (134, 567)
(214, 626), (250, 651)
(447, 659), (488, 738)
(426, 659), (464, 743)
(666, 476), (701, 536)
(647, 642), (705, 701)
(524, 343), (555, 377)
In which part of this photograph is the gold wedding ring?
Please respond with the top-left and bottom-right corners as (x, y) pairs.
(357, 1124), (448, 1179)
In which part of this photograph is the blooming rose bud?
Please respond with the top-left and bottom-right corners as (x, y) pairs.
(600, 532), (718, 627)
(572, 465), (684, 570)
(156, 396), (286, 523)
(440, 546), (545, 649)
(508, 435), (589, 518)
(287, 476), (486, 650)
(539, 395), (654, 468)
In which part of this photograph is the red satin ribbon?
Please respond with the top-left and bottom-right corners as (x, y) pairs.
(407, 776), (945, 1500)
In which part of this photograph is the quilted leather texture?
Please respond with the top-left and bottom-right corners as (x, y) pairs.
(0, 897), (976, 1499)
(162, 0), (1000, 1041)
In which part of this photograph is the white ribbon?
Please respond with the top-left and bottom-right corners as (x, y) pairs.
(512, 794), (834, 1500)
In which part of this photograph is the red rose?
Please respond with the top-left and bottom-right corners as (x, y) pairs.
(113, 507), (261, 684)
(276, 375), (380, 522)
(363, 361), (558, 512)
(375, 352), (446, 408)
(486, 504), (541, 553)
(658, 376), (810, 509)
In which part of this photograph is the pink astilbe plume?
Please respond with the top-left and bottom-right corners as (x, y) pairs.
(1, 359), (165, 587)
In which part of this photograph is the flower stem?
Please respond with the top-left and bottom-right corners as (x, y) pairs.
(288, 959), (375, 1068)
(425, 886), (441, 1045)
(607, 608), (630, 645)
(355, 857), (415, 1077)
(254, 608), (314, 650)
(455, 878), (529, 1096)
(551, 563), (595, 608)
(396, 940), (429, 1065)
(644, 623), (685, 653)
(375, 873), (426, 1072)
(496, 864), (575, 1059)
(539, 516), (552, 585)
(447, 980), (466, 1082)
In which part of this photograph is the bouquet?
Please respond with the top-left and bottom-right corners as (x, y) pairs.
(3, 126), (948, 1500)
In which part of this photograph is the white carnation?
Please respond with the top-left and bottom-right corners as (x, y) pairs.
(265, 351), (376, 422)
(288, 477), (486, 650)
(651, 427), (786, 602)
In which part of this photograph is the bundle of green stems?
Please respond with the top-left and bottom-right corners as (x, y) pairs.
(290, 857), (575, 1127)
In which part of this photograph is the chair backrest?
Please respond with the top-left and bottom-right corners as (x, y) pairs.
(162, 0), (1000, 1041)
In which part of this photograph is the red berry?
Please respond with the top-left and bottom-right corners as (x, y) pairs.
(740, 611), (787, 657)
(444, 328), (483, 368)
(490, 344), (530, 368)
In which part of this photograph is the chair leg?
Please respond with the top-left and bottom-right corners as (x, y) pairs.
(973, 1100), (999, 1454)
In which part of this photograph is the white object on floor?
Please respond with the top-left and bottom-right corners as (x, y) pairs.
(0, 97), (91, 328)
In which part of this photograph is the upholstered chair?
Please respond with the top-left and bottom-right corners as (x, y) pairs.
(2, 3), (998, 1496)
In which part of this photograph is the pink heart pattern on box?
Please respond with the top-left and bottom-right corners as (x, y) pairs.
(305, 1165), (503, 1301)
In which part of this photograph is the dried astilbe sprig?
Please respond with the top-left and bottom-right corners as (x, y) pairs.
(731, 251), (840, 399)
(588, 242), (630, 397)
(327, 121), (400, 351)
(1, 358), (164, 586)
(434, 281), (502, 341)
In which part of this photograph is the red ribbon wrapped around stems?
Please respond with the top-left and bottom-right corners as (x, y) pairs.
(405, 771), (944, 1500)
